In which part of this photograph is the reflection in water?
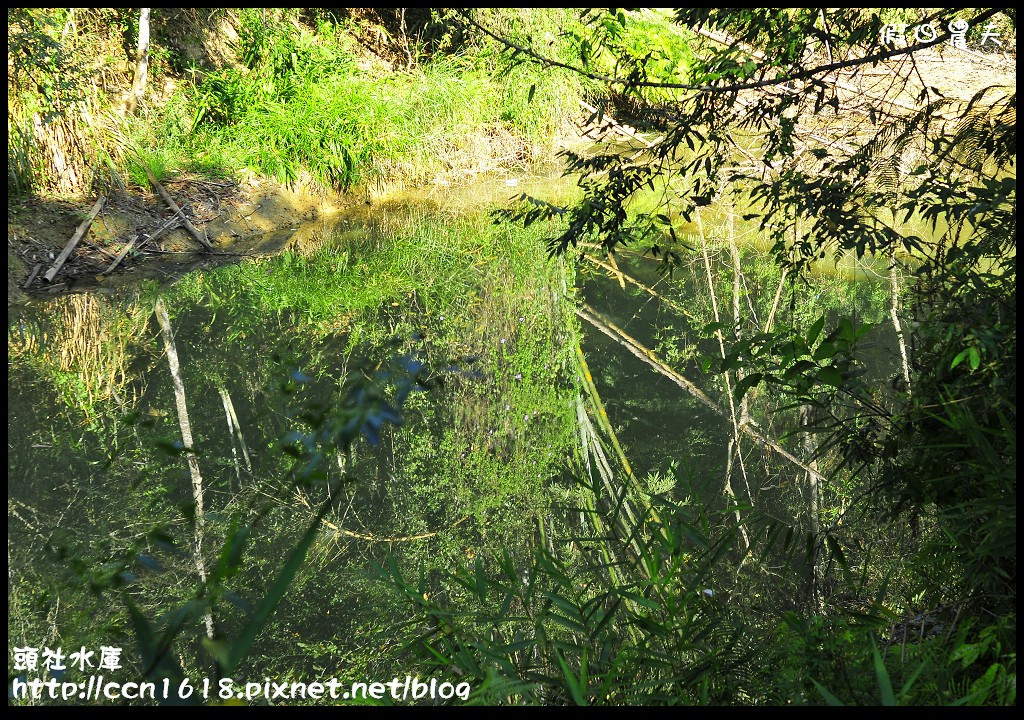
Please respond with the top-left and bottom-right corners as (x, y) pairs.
(9, 292), (148, 421)
(7, 179), (901, 689)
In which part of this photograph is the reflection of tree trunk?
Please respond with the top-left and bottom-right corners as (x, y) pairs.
(218, 386), (251, 494)
(725, 438), (751, 551)
(800, 404), (822, 610)
(577, 304), (828, 483)
(764, 216), (797, 335)
(764, 268), (787, 335)
(889, 247), (912, 397)
(695, 208), (751, 551)
(125, 9), (151, 115)
(155, 298), (215, 639)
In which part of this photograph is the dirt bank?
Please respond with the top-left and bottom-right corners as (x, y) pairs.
(6, 158), (578, 306)
(7, 174), (365, 305)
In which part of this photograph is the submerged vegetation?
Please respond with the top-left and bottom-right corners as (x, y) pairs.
(8, 7), (1016, 707)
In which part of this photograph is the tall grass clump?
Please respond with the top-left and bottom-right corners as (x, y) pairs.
(177, 9), (586, 191)
(8, 8), (98, 196)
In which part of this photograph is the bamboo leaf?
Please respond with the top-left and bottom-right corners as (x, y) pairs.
(812, 678), (845, 706)
(872, 638), (897, 705)
(555, 649), (587, 705)
(807, 315), (826, 347)
(225, 495), (334, 673)
(733, 372), (763, 401)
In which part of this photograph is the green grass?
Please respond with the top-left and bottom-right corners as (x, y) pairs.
(138, 10), (587, 192)
(181, 63), (581, 190)
(8, 8), (592, 197)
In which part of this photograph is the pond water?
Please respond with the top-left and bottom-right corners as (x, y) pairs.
(7, 170), (902, 686)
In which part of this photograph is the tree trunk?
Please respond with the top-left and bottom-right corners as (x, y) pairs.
(889, 247), (913, 397)
(125, 9), (151, 115)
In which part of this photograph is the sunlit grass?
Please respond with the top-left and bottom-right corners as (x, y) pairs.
(147, 30), (584, 192)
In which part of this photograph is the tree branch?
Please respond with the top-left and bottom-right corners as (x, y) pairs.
(457, 8), (1005, 95)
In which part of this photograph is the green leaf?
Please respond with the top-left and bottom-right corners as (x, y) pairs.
(542, 590), (581, 618)
(817, 366), (843, 387)
(812, 678), (845, 706)
(899, 661), (928, 702)
(721, 352), (742, 372)
(475, 557), (486, 603)
(950, 348), (971, 370)
(214, 522), (250, 580)
(782, 611), (806, 633)
(527, 83), (536, 104)
(806, 315), (826, 347)
(555, 649), (587, 705)
(225, 491), (337, 673)
(813, 342), (836, 362)
(124, 596), (157, 671)
(202, 638), (232, 668)
(872, 638), (897, 705)
(733, 372), (763, 401)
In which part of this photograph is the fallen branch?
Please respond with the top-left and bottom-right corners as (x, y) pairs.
(605, 252), (626, 289)
(580, 99), (658, 149)
(144, 165), (214, 252)
(144, 213), (183, 244)
(577, 303), (827, 483)
(101, 236), (139, 274)
(23, 263), (43, 288)
(103, 214), (181, 274)
(43, 196), (106, 282)
(81, 234), (118, 261)
(580, 253), (699, 323)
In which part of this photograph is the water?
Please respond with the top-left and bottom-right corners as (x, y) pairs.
(7, 172), (900, 688)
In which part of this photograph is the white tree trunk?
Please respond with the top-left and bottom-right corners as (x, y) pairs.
(155, 298), (215, 639)
(126, 9), (151, 114)
(889, 247), (913, 397)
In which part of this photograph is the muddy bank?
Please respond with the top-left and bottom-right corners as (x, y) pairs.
(7, 159), (578, 305)
(8, 175), (344, 304)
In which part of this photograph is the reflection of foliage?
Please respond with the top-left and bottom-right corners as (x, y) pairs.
(382, 467), (773, 704)
(50, 347), (428, 699)
(9, 294), (149, 426)
(9, 201), (584, 704)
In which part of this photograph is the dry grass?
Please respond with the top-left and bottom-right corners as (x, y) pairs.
(9, 293), (149, 420)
